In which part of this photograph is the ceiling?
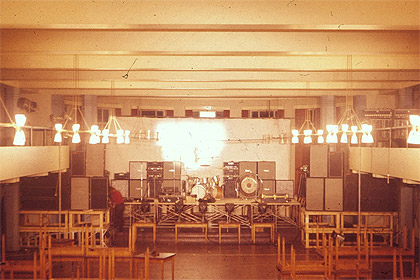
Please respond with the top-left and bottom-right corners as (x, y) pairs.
(1, 0), (419, 99)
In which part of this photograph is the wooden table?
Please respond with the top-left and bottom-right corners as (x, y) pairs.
(132, 222), (157, 246)
(218, 222), (241, 244)
(134, 252), (176, 280)
(175, 223), (207, 243)
(251, 223), (275, 244)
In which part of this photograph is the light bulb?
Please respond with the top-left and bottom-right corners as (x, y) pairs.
(303, 129), (312, 144)
(317, 129), (324, 144)
(124, 130), (130, 144)
(116, 129), (124, 144)
(326, 124), (338, 143)
(102, 129), (110, 144)
(72, 132), (81, 144)
(55, 123), (63, 131)
(72, 123), (80, 132)
(15, 114), (26, 127)
(291, 129), (299, 143)
(409, 115), (420, 126)
(13, 130), (26, 146)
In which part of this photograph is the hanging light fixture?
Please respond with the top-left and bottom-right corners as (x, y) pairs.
(100, 112), (130, 144)
(291, 109), (322, 144)
(72, 123), (81, 144)
(100, 82), (130, 144)
(13, 114), (27, 146)
(325, 107), (374, 144)
(54, 123), (63, 143)
(407, 114), (420, 144)
(0, 96), (27, 146)
(89, 125), (101, 144)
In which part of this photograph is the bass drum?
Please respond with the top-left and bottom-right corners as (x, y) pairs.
(239, 174), (260, 198)
(210, 186), (223, 199)
(191, 184), (206, 200)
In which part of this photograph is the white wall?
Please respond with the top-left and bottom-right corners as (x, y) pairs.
(105, 117), (291, 181)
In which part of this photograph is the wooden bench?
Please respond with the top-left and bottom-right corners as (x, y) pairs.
(175, 223), (207, 243)
(218, 222), (241, 244)
(251, 223), (274, 244)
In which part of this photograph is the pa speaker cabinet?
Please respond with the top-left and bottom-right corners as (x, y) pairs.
(310, 145), (328, 177)
(86, 144), (105, 177)
(163, 161), (181, 179)
(261, 179), (275, 195)
(324, 178), (343, 211)
(147, 179), (162, 198)
(129, 161), (147, 180)
(162, 179), (181, 195)
(71, 177), (89, 210)
(329, 152), (343, 177)
(111, 179), (129, 198)
(257, 161), (276, 180)
(306, 177), (324, 211)
(71, 151), (85, 176)
(275, 180), (294, 198)
(90, 177), (108, 210)
(130, 179), (147, 199)
(239, 161), (257, 177)
(223, 180), (237, 198)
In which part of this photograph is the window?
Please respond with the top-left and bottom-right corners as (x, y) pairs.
(97, 108), (109, 124)
(242, 110), (284, 119)
(186, 110), (230, 118)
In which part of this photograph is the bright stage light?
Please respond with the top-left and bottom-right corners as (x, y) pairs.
(156, 120), (226, 169)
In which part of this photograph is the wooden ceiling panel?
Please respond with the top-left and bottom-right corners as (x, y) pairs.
(0, 0), (419, 98)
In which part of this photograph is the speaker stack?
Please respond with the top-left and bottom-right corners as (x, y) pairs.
(258, 161), (276, 195)
(306, 145), (343, 211)
(147, 162), (163, 198)
(162, 161), (181, 195)
(129, 161), (148, 199)
(223, 162), (239, 198)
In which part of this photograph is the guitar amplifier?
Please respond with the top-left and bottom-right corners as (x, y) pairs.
(114, 172), (129, 180)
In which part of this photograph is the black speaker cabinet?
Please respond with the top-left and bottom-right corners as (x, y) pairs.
(306, 177), (324, 211)
(239, 161), (257, 177)
(261, 179), (275, 195)
(129, 161), (148, 180)
(163, 161), (181, 179)
(71, 151), (85, 176)
(162, 179), (181, 195)
(257, 161), (276, 180)
(223, 180), (237, 198)
(111, 179), (129, 198)
(147, 178), (162, 198)
(310, 145), (328, 177)
(90, 177), (108, 210)
(329, 152), (343, 177)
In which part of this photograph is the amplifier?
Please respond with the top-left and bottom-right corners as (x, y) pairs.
(114, 172), (129, 180)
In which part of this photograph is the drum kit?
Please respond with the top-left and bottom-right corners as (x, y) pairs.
(188, 173), (264, 200)
(189, 176), (223, 200)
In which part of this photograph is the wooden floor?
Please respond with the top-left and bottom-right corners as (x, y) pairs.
(3, 227), (417, 279)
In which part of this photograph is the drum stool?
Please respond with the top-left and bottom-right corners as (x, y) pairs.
(218, 222), (241, 245)
(175, 223), (208, 243)
(251, 223), (275, 244)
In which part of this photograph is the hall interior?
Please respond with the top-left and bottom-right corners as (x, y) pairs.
(0, 0), (419, 279)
